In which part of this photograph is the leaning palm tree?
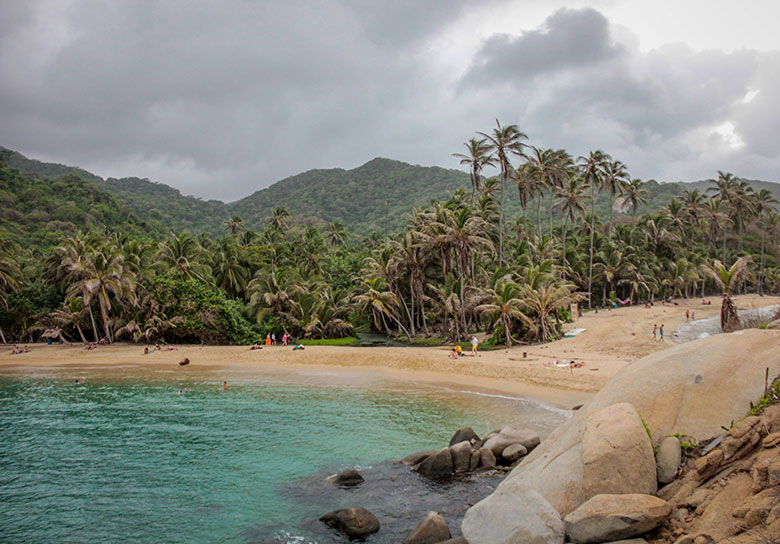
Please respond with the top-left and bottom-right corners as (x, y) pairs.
(707, 257), (751, 332)
(477, 120), (528, 264)
(452, 137), (496, 199)
(554, 177), (588, 276)
(602, 159), (629, 240)
(624, 178), (648, 220)
(519, 280), (582, 343)
(577, 150), (610, 308)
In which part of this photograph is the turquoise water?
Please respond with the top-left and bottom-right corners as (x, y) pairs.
(0, 366), (567, 543)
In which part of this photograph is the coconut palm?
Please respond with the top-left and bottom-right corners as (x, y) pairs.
(0, 237), (23, 343)
(519, 280), (582, 343)
(222, 215), (244, 236)
(555, 177), (588, 276)
(602, 159), (629, 240)
(156, 232), (211, 282)
(475, 280), (534, 346)
(578, 150), (610, 308)
(707, 257), (751, 332)
(325, 222), (349, 247)
(268, 206), (290, 232)
(624, 178), (648, 220)
(477, 120), (528, 264)
(452, 137), (496, 199)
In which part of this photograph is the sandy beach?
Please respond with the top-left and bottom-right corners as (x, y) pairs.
(2, 294), (778, 407)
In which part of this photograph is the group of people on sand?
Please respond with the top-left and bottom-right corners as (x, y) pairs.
(652, 323), (665, 341)
(143, 344), (178, 355)
(449, 336), (481, 358)
(250, 332), (303, 350)
(9, 345), (30, 354)
(685, 309), (696, 321)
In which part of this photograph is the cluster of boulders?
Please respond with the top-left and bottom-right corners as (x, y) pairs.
(402, 425), (541, 480)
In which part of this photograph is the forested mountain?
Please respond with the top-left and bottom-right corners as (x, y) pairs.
(3, 146), (778, 240)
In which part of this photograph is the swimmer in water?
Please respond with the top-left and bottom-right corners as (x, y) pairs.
(222, 381), (229, 390)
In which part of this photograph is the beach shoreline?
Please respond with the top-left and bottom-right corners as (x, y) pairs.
(2, 294), (777, 409)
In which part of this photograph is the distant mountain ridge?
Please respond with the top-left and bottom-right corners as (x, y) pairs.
(3, 146), (778, 237)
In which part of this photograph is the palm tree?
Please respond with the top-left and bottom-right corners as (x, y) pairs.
(0, 236), (23, 344)
(707, 257), (750, 332)
(602, 159), (629, 240)
(519, 280), (582, 343)
(222, 215), (244, 236)
(555, 177), (588, 276)
(477, 120), (528, 264)
(268, 206), (290, 232)
(51, 298), (89, 344)
(578, 150), (610, 308)
(156, 232), (211, 282)
(624, 178), (648, 220)
(325, 222), (349, 247)
(452, 138), (496, 199)
(753, 190), (778, 294)
(475, 280), (534, 346)
(353, 277), (410, 340)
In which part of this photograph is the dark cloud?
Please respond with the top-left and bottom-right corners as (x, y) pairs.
(0, 2), (778, 201)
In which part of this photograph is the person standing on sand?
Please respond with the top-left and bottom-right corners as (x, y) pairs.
(282, 333), (288, 346)
(265, 334), (271, 346)
(691, 311), (695, 320)
(471, 335), (479, 356)
(653, 324), (657, 340)
(271, 333), (276, 345)
(686, 309), (690, 321)
(659, 324), (665, 342)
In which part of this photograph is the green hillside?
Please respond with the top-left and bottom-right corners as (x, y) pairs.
(230, 158), (471, 234)
(3, 146), (778, 239)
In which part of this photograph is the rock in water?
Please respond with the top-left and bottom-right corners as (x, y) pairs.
(403, 450), (437, 466)
(449, 426), (480, 447)
(563, 494), (671, 544)
(461, 480), (565, 544)
(402, 511), (452, 544)
(582, 402), (657, 499)
(449, 441), (473, 473)
(501, 443), (527, 462)
(331, 469), (365, 487)
(418, 447), (454, 479)
(482, 426), (540, 457)
(656, 436), (682, 484)
(319, 507), (380, 540)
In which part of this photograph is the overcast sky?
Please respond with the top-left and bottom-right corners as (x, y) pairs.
(2, 0), (779, 201)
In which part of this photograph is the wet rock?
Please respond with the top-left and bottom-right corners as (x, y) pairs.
(501, 443), (527, 462)
(319, 507), (380, 540)
(450, 441), (473, 473)
(401, 511), (452, 544)
(418, 448), (453, 480)
(403, 450), (437, 466)
(461, 480), (565, 544)
(582, 403), (657, 499)
(656, 436), (682, 484)
(478, 447), (496, 469)
(563, 493), (671, 544)
(482, 426), (540, 457)
(449, 426), (480, 447)
(331, 469), (364, 487)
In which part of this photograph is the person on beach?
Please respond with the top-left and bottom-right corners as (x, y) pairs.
(249, 343), (262, 350)
(265, 334), (271, 346)
(659, 324), (665, 342)
(470, 336), (479, 356)
(686, 309), (690, 321)
(691, 311), (695, 320)
(293, 344), (304, 350)
(178, 358), (190, 366)
(282, 333), (288, 346)
(271, 333), (276, 345)
(222, 381), (230, 390)
(143, 347), (150, 355)
(652, 324), (657, 340)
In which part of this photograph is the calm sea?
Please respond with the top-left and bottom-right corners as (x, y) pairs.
(0, 364), (568, 543)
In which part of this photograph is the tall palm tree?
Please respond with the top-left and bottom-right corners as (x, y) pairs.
(752, 191), (778, 294)
(0, 236), (23, 344)
(156, 232), (211, 282)
(477, 120), (528, 264)
(268, 206), (290, 232)
(602, 159), (629, 240)
(578, 150), (610, 308)
(519, 280), (582, 343)
(555, 177), (588, 276)
(452, 137), (496, 199)
(325, 222), (349, 247)
(222, 215), (244, 236)
(624, 178), (648, 220)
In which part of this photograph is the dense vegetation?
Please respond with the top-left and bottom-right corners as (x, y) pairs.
(0, 129), (778, 347)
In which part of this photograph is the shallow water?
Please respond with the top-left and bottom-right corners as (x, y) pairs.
(0, 365), (568, 543)
(672, 304), (779, 343)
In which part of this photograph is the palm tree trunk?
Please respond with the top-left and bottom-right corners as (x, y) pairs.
(759, 232), (766, 295)
(561, 216), (567, 281)
(88, 304), (99, 343)
(99, 296), (113, 343)
(536, 195), (543, 239)
(0, 326), (6, 344)
(587, 183), (597, 309)
(75, 323), (87, 344)
(503, 315), (512, 347)
(499, 174), (505, 264)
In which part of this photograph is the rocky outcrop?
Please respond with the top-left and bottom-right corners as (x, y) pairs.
(482, 426), (540, 458)
(501, 443), (527, 462)
(484, 330), (780, 516)
(449, 426), (480, 447)
(319, 507), (380, 540)
(563, 493), (671, 544)
(330, 469), (364, 487)
(581, 403), (657, 499)
(418, 448), (454, 480)
(461, 480), (565, 544)
(450, 441), (473, 473)
(403, 450), (437, 466)
(656, 436), (682, 484)
(401, 511), (452, 544)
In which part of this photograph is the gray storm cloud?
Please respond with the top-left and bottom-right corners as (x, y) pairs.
(0, 1), (777, 200)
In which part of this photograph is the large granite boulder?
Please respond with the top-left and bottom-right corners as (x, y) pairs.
(403, 450), (437, 466)
(402, 511), (452, 544)
(482, 426), (540, 457)
(582, 403), (657, 498)
(319, 507), (380, 540)
(418, 447), (453, 479)
(450, 441), (473, 473)
(478, 447), (497, 469)
(656, 436), (682, 484)
(461, 480), (565, 544)
(502, 443), (528, 462)
(489, 330), (780, 516)
(449, 426), (480, 447)
(563, 494), (671, 544)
